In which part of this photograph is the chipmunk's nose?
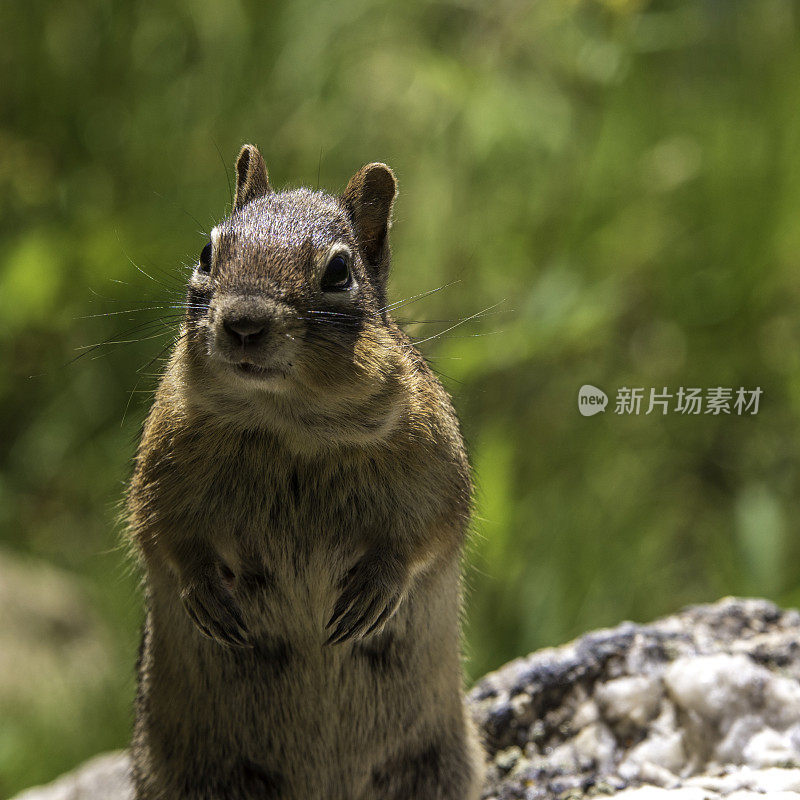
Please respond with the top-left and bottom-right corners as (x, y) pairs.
(222, 316), (268, 347)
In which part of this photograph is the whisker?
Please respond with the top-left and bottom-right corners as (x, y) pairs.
(69, 317), (184, 364)
(411, 302), (505, 347)
(135, 330), (189, 375)
(297, 318), (361, 328)
(427, 366), (465, 385)
(412, 331), (504, 342)
(398, 311), (509, 325)
(116, 234), (184, 293)
(380, 281), (461, 315)
(88, 282), (183, 304)
(122, 372), (152, 427)
(152, 191), (208, 237)
(213, 138), (234, 212)
(105, 284), (183, 304)
(76, 314), (185, 344)
(301, 309), (362, 319)
(77, 305), (205, 320)
(88, 328), (181, 353)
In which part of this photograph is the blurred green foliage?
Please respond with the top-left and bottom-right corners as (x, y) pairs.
(3, 0), (800, 794)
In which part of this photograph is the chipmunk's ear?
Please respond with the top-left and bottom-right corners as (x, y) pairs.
(342, 163), (397, 274)
(234, 144), (272, 210)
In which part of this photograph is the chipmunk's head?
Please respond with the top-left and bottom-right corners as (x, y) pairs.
(182, 144), (405, 441)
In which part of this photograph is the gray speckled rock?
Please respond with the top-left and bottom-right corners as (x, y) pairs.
(470, 597), (800, 799)
(12, 598), (800, 799)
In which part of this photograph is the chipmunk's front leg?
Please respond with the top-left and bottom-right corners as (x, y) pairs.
(325, 547), (409, 646)
(325, 510), (464, 646)
(179, 558), (251, 649)
(140, 528), (251, 649)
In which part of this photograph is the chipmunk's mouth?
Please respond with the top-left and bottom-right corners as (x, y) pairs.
(230, 360), (290, 381)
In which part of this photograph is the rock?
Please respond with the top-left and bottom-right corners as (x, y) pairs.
(471, 596), (800, 798)
(12, 597), (800, 799)
(10, 753), (132, 800)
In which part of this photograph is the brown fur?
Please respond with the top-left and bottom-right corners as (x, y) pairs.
(127, 144), (485, 799)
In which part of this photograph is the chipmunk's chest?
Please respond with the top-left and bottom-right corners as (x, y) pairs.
(192, 445), (390, 635)
(231, 462), (373, 563)
(143, 426), (409, 622)
(190, 436), (375, 554)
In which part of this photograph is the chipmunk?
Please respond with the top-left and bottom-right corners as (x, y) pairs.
(127, 144), (484, 799)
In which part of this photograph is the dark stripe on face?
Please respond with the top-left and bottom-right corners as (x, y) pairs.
(185, 285), (210, 320)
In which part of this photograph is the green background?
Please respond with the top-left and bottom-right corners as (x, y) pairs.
(3, 0), (800, 794)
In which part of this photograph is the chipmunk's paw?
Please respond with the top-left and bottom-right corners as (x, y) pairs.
(325, 552), (406, 646)
(181, 568), (251, 648)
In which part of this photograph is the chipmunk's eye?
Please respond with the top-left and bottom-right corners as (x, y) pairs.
(198, 242), (213, 274)
(321, 253), (351, 291)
